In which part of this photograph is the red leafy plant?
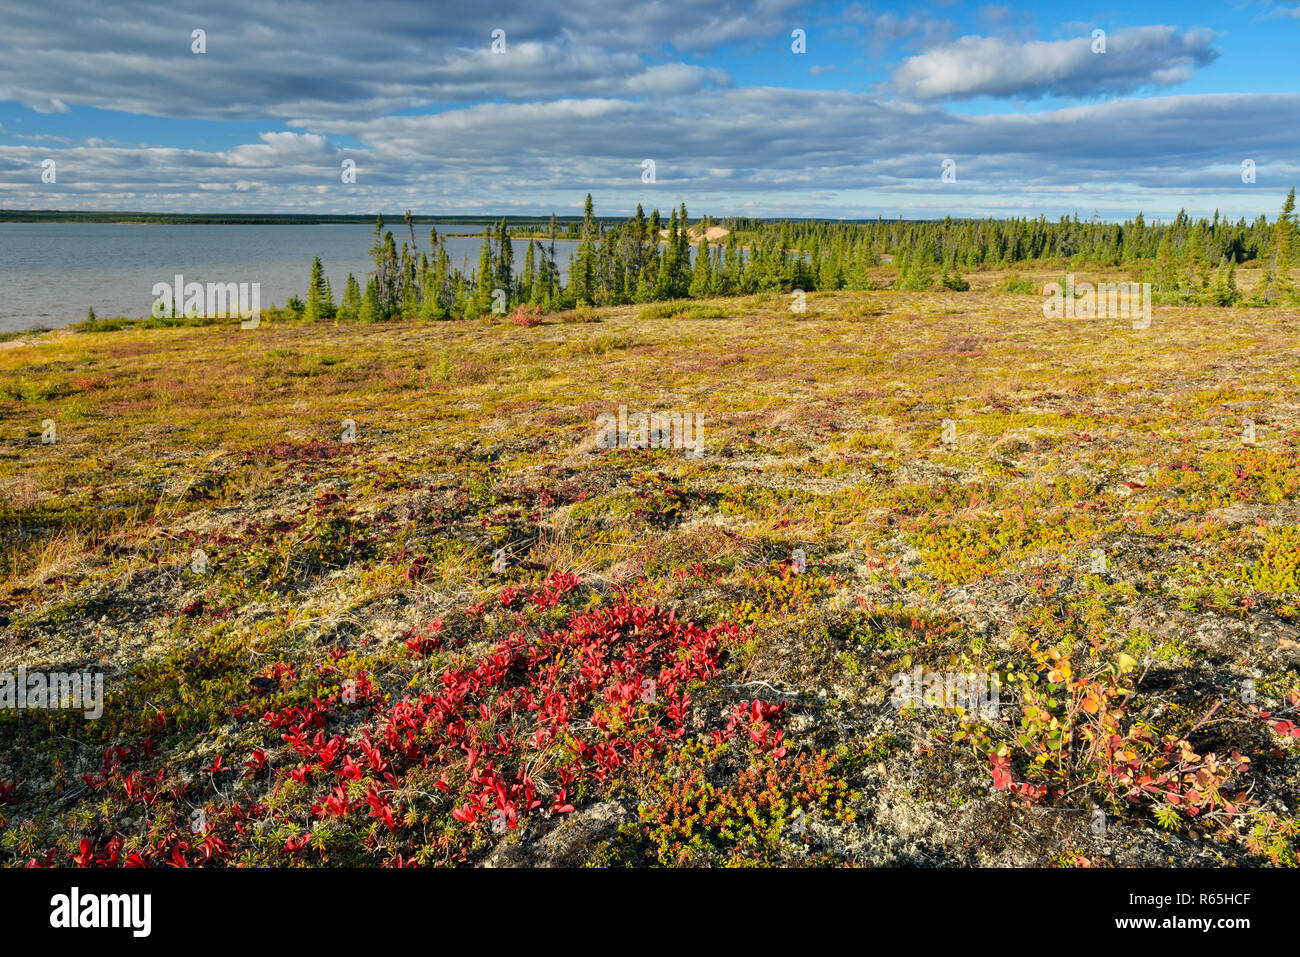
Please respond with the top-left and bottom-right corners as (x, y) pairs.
(507, 305), (543, 328)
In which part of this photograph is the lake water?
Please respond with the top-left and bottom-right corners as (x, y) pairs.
(0, 222), (586, 332)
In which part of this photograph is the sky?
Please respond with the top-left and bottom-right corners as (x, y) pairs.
(0, 0), (1297, 221)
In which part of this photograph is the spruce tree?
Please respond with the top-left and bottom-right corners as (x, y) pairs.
(1264, 187), (1297, 301)
(674, 204), (692, 296)
(689, 239), (713, 297)
(529, 242), (548, 307)
(474, 228), (495, 315)
(1210, 257), (1240, 306)
(898, 247), (933, 291)
(305, 256), (330, 320)
(418, 272), (445, 320)
(520, 239), (535, 304)
(495, 219), (514, 296)
(657, 209), (679, 299)
(574, 229), (597, 305)
(1153, 228), (1176, 294)
(340, 274), (361, 320)
(1184, 221), (1208, 291)
(940, 253), (969, 291)
(632, 203), (648, 276)
(378, 232), (398, 316)
(358, 277), (382, 323)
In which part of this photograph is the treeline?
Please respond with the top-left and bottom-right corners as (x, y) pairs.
(296, 195), (846, 321)
(728, 188), (1299, 305)
(296, 189), (1299, 320)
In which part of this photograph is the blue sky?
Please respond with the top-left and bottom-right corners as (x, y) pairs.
(1, 0), (1297, 220)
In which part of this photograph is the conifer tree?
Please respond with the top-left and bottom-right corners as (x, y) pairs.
(418, 271), (446, 320)
(574, 224), (597, 305)
(940, 252), (969, 291)
(1154, 228), (1177, 293)
(656, 208), (679, 300)
(473, 228), (495, 315)
(1184, 221), (1208, 290)
(379, 231), (399, 316)
(1264, 187), (1297, 301)
(674, 204), (692, 296)
(495, 218), (514, 296)
(520, 238), (535, 304)
(631, 203), (648, 276)
(689, 239), (713, 297)
(898, 246), (933, 291)
(358, 276), (382, 323)
(1210, 257), (1241, 306)
(305, 256), (331, 320)
(340, 274), (361, 320)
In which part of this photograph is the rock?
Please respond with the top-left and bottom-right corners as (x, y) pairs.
(992, 433), (1031, 456)
(481, 800), (633, 868)
(1207, 505), (1257, 527)
(1260, 631), (1300, 667)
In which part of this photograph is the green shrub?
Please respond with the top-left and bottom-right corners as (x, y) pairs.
(1001, 274), (1038, 295)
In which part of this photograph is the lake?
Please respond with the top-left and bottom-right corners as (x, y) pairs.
(0, 222), (585, 332)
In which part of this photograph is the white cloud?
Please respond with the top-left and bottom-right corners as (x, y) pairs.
(892, 26), (1218, 100)
(26, 97), (71, 114)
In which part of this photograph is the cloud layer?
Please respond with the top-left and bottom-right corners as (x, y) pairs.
(0, 2), (1292, 219)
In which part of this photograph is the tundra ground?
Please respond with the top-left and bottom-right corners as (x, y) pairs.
(1, 276), (1298, 867)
